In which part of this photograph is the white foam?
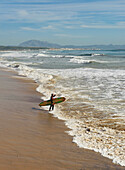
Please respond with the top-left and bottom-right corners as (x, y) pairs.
(37, 53), (49, 57)
(92, 53), (105, 56)
(64, 119), (125, 166)
(0, 51), (33, 58)
(0, 50), (125, 167)
(69, 58), (94, 64)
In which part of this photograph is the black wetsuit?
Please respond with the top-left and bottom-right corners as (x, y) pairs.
(49, 95), (55, 111)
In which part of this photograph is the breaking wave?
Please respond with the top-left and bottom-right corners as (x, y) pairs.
(0, 49), (125, 167)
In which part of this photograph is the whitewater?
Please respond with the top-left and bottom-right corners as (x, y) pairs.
(0, 48), (125, 166)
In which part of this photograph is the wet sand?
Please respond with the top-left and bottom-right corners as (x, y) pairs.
(0, 67), (124, 170)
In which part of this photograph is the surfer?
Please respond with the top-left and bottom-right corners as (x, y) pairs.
(49, 93), (56, 111)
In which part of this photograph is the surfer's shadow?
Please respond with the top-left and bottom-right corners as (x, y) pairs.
(32, 107), (42, 111)
(32, 107), (49, 113)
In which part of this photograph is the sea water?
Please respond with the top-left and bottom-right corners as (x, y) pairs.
(0, 48), (125, 166)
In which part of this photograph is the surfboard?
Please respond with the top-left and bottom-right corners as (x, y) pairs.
(39, 97), (66, 106)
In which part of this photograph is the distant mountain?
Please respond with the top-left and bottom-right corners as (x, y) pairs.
(19, 40), (125, 50)
(19, 40), (61, 48)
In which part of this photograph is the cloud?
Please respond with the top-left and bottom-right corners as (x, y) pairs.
(0, 0), (52, 3)
(64, 25), (75, 29)
(55, 33), (88, 38)
(117, 21), (125, 25)
(81, 23), (125, 29)
(21, 27), (39, 31)
(21, 25), (55, 31)
(1, 0), (125, 22)
(1, 0), (125, 30)
(42, 25), (55, 29)
(18, 10), (29, 17)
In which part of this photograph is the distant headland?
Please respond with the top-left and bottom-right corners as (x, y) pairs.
(0, 40), (125, 50)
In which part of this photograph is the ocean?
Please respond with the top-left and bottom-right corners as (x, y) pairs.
(0, 48), (125, 166)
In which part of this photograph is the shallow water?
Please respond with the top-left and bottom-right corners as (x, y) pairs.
(0, 48), (125, 166)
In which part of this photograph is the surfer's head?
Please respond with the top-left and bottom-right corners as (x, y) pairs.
(51, 93), (56, 97)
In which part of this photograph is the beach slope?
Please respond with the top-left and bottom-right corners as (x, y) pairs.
(0, 67), (124, 170)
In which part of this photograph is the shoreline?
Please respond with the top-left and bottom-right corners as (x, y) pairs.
(0, 67), (124, 170)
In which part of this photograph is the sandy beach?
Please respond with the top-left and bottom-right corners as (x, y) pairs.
(0, 67), (124, 170)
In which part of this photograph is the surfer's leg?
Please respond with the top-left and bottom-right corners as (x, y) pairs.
(49, 105), (52, 111)
(52, 105), (54, 110)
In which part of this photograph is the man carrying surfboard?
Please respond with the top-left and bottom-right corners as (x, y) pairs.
(49, 93), (56, 111)
(39, 95), (65, 108)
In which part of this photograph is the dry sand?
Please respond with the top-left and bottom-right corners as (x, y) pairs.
(0, 67), (124, 170)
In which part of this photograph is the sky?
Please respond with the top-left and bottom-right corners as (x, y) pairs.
(0, 0), (125, 46)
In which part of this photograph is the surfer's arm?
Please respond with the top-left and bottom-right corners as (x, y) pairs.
(52, 95), (56, 104)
